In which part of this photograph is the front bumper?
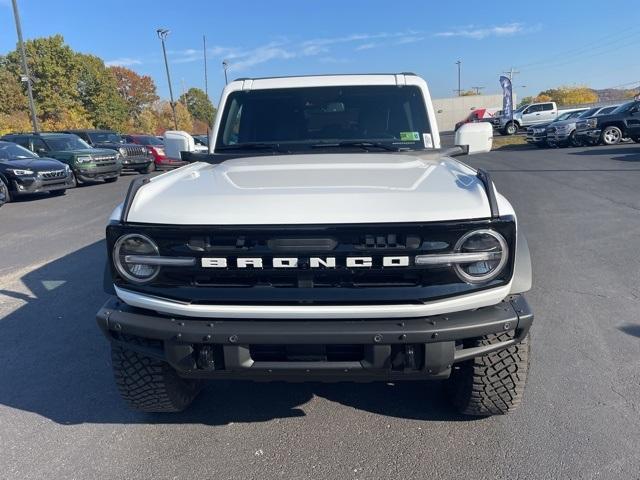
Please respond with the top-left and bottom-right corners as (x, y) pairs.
(155, 158), (189, 169)
(526, 133), (546, 144)
(576, 128), (601, 141)
(96, 294), (533, 381)
(121, 155), (152, 170)
(546, 131), (572, 144)
(12, 174), (74, 195)
(76, 164), (122, 181)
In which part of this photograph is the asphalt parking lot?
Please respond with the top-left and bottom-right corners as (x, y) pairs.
(1, 144), (639, 480)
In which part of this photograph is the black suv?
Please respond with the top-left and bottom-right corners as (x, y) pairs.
(575, 100), (640, 145)
(0, 140), (74, 205)
(63, 129), (154, 174)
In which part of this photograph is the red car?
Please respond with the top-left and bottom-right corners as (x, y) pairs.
(124, 135), (188, 170)
(454, 108), (497, 131)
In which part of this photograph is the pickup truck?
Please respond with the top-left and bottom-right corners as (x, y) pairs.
(97, 73), (533, 417)
(546, 105), (619, 147)
(525, 108), (587, 147)
(498, 101), (558, 135)
(575, 100), (640, 145)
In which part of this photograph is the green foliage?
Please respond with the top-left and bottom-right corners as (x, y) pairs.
(517, 96), (534, 108)
(179, 87), (216, 124)
(535, 86), (598, 106)
(0, 34), (196, 134)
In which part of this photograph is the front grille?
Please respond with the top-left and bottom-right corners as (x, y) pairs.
(121, 146), (147, 157)
(108, 219), (517, 304)
(39, 169), (66, 179)
(92, 155), (117, 163)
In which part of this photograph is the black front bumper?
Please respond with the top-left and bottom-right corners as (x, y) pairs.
(97, 295), (533, 381)
(12, 174), (74, 195)
(121, 156), (152, 170)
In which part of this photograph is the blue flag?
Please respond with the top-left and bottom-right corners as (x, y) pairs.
(499, 76), (513, 118)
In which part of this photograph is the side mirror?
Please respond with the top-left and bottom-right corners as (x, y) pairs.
(36, 148), (46, 155)
(455, 122), (493, 155)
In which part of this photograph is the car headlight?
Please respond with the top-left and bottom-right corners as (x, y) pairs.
(113, 234), (160, 283)
(452, 229), (509, 284)
(7, 168), (35, 175)
(76, 155), (92, 164)
(586, 118), (598, 129)
(115, 152), (121, 160)
(118, 147), (127, 157)
(64, 164), (70, 172)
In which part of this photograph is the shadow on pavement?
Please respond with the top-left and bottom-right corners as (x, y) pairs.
(0, 241), (468, 426)
(570, 146), (640, 162)
(618, 324), (640, 339)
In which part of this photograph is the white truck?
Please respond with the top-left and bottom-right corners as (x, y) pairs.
(97, 73), (533, 416)
(497, 101), (558, 135)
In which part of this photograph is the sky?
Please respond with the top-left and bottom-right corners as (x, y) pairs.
(1, 0), (639, 105)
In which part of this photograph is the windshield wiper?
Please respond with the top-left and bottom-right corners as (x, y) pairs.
(311, 141), (405, 152)
(217, 142), (288, 153)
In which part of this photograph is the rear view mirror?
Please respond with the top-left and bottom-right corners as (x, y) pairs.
(455, 122), (493, 155)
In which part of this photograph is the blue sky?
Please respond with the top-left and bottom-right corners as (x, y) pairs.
(1, 0), (639, 105)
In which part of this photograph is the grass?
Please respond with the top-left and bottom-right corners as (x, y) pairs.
(492, 134), (529, 150)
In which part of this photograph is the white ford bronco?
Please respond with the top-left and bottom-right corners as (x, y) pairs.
(97, 73), (533, 416)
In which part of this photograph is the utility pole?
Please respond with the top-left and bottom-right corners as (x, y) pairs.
(203, 35), (209, 100)
(471, 86), (485, 95)
(222, 60), (229, 85)
(157, 28), (178, 130)
(11, 0), (39, 133)
(455, 60), (462, 96)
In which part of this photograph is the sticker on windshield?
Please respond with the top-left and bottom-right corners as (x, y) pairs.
(423, 133), (433, 148)
(400, 131), (420, 141)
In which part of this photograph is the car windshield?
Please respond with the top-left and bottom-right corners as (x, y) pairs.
(45, 135), (91, 151)
(596, 106), (617, 115)
(610, 101), (637, 114)
(133, 136), (163, 146)
(216, 85), (431, 152)
(578, 108), (600, 118)
(0, 142), (38, 160)
(554, 111), (578, 122)
(88, 132), (124, 143)
(514, 104), (528, 113)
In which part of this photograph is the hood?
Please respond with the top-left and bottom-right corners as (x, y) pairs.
(1, 157), (67, 171)
(547, 119), (577, 128)
(127, 153), (494, 225)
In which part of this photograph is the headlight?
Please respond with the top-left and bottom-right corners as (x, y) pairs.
(64, 164), (70, 172)
(118, 147), (127, 156)
(7, 168), (34, 175)
(586, 118), (598, 129)
(453, 229), (508, 284)
(76, 155), (92, 164)
(115, 152), (121, 160)
(113, 234), (160, 283)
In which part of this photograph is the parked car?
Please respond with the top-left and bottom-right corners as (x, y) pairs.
(454, 108), (498, 131)
(575, 100), (640, 146)
(193, 134), (209, 146)
(62, 129), (153, 174)
(0, 140), (74, 205)
(98, 73), (533, 416)
(498, 101), (558, 135)
(0, 133), (122, 185)
(123, 134), (187, 170)
(546, 106), (619, 147)
(526, 109), (588, 147)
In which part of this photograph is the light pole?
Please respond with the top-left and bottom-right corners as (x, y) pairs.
(455, 60), (462, 96)
(11, 0), (39, 133)
(203, 35), (209, 100)
(157, 28), (178, 130)
(222, 60), (229, 85)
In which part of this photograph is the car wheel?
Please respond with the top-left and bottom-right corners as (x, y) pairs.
(447, 331), (530, 416)
(0, 179), (11, 205)
(142, 162), (156, 174)
(104, 176), (118, 183)
(503, 122), (517, 136)
(568, 131), (580, 147)
(601, 126), (623, 145)
(50, 189), (66, 197)
(70, 172), (79, 188)
(111, 336), (203, 412)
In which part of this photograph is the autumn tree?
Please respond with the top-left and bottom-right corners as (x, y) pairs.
(110, 66), (159, 125)
(76, 53), (128, 130)
(179, 87), (215, 124)
(154, 100), (193, 132)
(536, 86), (597, 106)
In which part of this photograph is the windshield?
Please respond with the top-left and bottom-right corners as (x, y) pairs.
(45, 135), (92, 151)
(610, 101), (637, 115)
(596, 106), (617, 115)
(0, 142), (38, 160)
(216, 85), (431, 152)
(578, 108), (600, 118)
(514, 104), (528, 113)
(133, 136), (163, 146)
(554, 111), (579, 122)
(88, 132), (124, 143)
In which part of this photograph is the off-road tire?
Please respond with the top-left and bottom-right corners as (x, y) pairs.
(501, 122), (518, 136)
(104, 176), (118, 183)
(448, 331), (530, 416)
(142, 162), (156, 174)
(111, 339), (202, 412)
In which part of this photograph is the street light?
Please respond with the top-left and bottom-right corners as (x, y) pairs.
(11, 0), (39, 133)
(157, 28), (178, 130)
(222, 60), (229, 85)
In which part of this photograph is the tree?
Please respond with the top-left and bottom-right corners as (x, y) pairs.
(533, 94), (553, 103)
(4, 35), (91, 127)
(110, 66), (159, 123)
(0, 67), (28, 116)
(517, 96), (534, 108)
(154, 100), (193, 132)
(536, 86), (597, 106)
(179, 87), (215, 124)
(459, 90), (479, 97)
(76, 53), (128, 130)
